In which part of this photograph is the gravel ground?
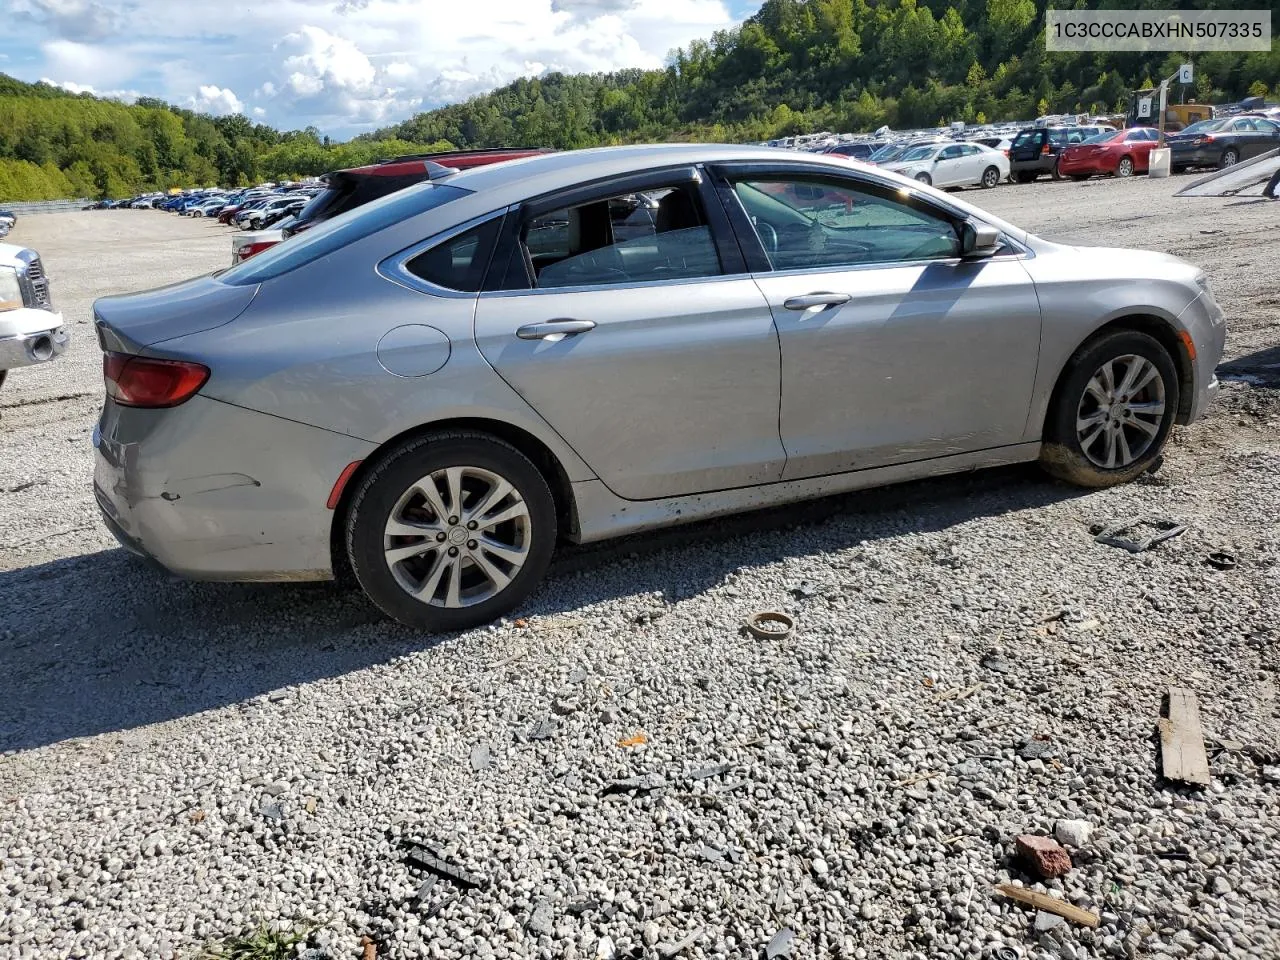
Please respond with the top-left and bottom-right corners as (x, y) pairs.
(1, 176), (1278, 960)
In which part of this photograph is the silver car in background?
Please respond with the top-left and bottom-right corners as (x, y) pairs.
(92, 144), (1225, 630)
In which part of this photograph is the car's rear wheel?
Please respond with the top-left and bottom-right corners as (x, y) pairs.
(915, 173), (932, 185)
(1116, 156), (1134, 178)
(346, 432), (557, 630)
(981, 166), (1000, 188)
(1219, 148), (1239, 169)
(1040, 331), (1179, 488)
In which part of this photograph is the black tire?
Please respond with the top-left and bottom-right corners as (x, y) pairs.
(1050, 159), (1063, 181)
(981, 166), (1000, 188)
(915, 172), (932, 186)
(0, 369), (6, 391)
(1116, 156), (1134, 178)
(1171, 165), (1187, 174)
(1040, 330), (1180, 488)
(1219, 148), (1239, 169)
(1015, 171), (1037, 184)
(345, 432), (557, 630)
(1070, 174), (1091, 181)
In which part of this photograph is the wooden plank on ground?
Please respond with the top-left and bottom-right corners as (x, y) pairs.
(1158, 686), (1211, 787)
(994, 884), (1100, 928)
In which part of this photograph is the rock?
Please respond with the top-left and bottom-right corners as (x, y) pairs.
(860, 902), (881, 921)
(263, 781), (288, 796)
(1018, 739), (1059, 760)
(529, 719), (559, 741)
(765, 928), (795, 958)
(1261, 766), (1280, 783)
(642, 922), (660, 946)
(528, 901), (554, 936)
(1035, 910), (1067, 933)
(1211, 876), (1232, 896)
(811, 857), (829, 877)
(596, 935), (616, 959)
(1016, 834), (1073, 879)
(1055, 819), (1093, 848)
(553, 697), (580, 716)
(980, 652), (1011, 674)
(470, 743), (491, 771)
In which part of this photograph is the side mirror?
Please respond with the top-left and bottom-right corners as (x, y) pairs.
(960, 219), (1000, 259)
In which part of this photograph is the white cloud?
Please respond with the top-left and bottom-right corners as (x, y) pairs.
(40, 77), (141, 103)
(7, 0), (740, 137)
(189, 84), (245, 116)
(252, 107), (267, 118)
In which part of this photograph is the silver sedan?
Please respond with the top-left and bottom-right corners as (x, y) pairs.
(92, 144), (1226, 629)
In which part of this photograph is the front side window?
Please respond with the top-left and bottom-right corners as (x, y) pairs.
(520, 185), (722, 289)
(731, 177), (961, 271)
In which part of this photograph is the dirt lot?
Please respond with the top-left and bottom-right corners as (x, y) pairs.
(1, 178), (1278, 960)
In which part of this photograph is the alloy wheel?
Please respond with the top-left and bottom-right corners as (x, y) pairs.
(982, 167), (999, 188)
(1221, 149), (1239, 167)
(1075, 354), (1167, 469)
(1117, 157), (1133, 177)
(383, 465), (531, 608)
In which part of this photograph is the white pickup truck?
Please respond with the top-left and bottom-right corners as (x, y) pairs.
(0, 242), (67, 392)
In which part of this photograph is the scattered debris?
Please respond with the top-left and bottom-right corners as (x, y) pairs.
(1017, 736), (1058, 760)
(595, 934), (617, 959)
(696, 843), (724, 862)
(528, 719), (559, 741)
(527, 901), (554, 936)
(1158, 687), (1211, 787)
(602, 774), (666, 796)
(258, 801), (283, 821)
(994, 884), (1099, 928)
(360, 935), (376, 960)
(1091, 519), (1186, 554)
(514, 618), (528, 628)
(657, 927), (705, 957)
(568, 666), (589, 684)
(566, 899), (601, 917)
(553, 696), (581, 716)
(304, 797), (317, 815)
(469, 743), (491, 771)
(937, 681), (984, 702)
(1054, 819), (1093, 848)
(1205, 551), (1238, 570)
(921, 676), (935, 688)
(789, 580), (824, 599)
(414, 876), (438, 902)
(896, 771), (940, 788)
(403, 844), (488, 890)
(617, 732), (649, 748)
(688, 762), (732, 780)
(2, 478), (46, 494)
(980, 651), (1011, 674)
(1015, 834), (1073, 879)
(742, 610), (794, 640)
(765, 928), (795, 958)
(189, 809), (206, 824)
(990, 945), (1023, 960)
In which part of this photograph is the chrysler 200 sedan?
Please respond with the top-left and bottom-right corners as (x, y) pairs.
(92, 145), (1226, 630)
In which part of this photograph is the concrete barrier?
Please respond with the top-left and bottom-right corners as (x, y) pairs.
(1148, 148), (1171, 179)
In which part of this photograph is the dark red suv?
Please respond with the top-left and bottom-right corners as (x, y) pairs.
(284, 148), (551, 239)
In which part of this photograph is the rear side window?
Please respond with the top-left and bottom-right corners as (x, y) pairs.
(220, 182), (471, 285)
(1013, 131), (1041, 148)
(404, 218), (502, 293)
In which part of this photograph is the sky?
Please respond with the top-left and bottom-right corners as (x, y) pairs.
(0, 0), (759, 139)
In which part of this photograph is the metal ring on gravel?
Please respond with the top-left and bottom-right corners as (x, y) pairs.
(743, 611), (795, 640)
(1206, 551), (1238, 570)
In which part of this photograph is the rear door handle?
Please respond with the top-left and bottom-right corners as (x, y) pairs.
(516, 319), (597, 340)
(783, 292), (851, 311)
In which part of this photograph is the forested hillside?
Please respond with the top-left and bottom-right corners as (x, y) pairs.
(0, 75), (448, 201)
(4, 0), (1280, 201)
(371, 0), (1280, 147)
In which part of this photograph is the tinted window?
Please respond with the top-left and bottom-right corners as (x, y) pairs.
(901, 145), (939, 162)
(522, 185), (722, 289)
(1012, 131), (1043, 147)
(405, 218), (502, 292)
(1182, 119), (1230, 135)
(731, 177), (960, 270)
(937, 145), (962, 160)
(221, 182), (470, 285)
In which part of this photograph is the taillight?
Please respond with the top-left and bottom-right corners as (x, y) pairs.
(103, 352), (209, 408)
(1194, 135), (1215, 145)
(1041, 143), (1052, 155)
(234, 240), (278, 263)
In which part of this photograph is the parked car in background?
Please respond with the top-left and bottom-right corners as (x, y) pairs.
(867, 139), (945, 166)
(0, 210), (14, 238)
(1058, 127), (1161, 180)
(1, 241), (66, 393)
(93, 144), (1224, 631)
(823, 142), (882, 161)
(1008, 125), (1114, 181)
(881, 141), (1008, 188)
(1166, 116), (1280, 171)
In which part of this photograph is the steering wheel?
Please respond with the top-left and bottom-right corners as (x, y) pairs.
(756, 221), (778, 253)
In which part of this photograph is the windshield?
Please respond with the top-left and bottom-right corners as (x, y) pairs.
(899, 145), (938, 162)
(1182, 119), (1229, 135)
(220, 181), (471, 285)
(869, 143), (909, 162)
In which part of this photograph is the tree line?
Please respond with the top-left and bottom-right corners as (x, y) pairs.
(3, 0), (1279, 201)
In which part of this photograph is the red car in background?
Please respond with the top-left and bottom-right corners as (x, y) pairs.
(1057, 127), (1160, 180)
(233, 148), (551, 264)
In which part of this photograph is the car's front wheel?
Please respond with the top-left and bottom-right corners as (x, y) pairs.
(346, 432), (557, 630)
(1040, 330), (1179, 488)
(915, 172), (932, 186)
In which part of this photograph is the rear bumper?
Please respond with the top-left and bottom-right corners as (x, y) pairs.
(1010, 157), (1056, 175)
(92, 394), (376, 581)
(1168, 147), (1218, 166)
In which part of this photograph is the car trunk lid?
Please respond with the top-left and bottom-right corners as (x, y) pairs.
(93, 274), (259, 353)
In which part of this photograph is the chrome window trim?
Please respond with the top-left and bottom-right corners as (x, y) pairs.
(376, 208), (510, 299)
(477, 270), (755, 300)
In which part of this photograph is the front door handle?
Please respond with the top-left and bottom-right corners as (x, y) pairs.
(783, 292), (851, 311)
(516, 319), (597, 340)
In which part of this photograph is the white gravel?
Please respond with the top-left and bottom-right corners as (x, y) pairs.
(2, 178), (1279, 960)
